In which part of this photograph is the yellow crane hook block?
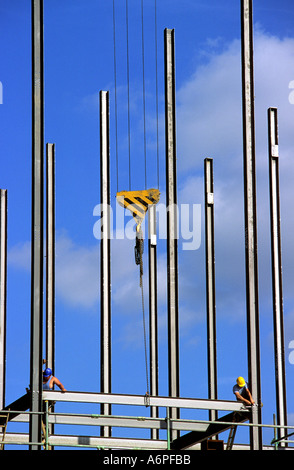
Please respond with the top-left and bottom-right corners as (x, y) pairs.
(116, 188), (160, 228)
(117, 188), (160, 277)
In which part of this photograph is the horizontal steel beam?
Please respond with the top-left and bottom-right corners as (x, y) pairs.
(42, 391), (246, 412)
(0, 432), (168, 450)
(0, 432), (284, 450)
(11, 412), (210, 433)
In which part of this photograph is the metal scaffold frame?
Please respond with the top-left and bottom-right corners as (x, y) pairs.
(0, 391), (293, 450)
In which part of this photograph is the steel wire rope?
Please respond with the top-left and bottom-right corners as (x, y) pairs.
(113, 0), (160, 398)
(138, 0), (160, 398)
(140, 0), (150, 397)
(125, 0), (131, 191)
(112, 0), (119, 193)
(154, 0), (160, 190)
(138, 0), (160, 400)
(141, 0), (147, 190)
(113, 0), (159, 192)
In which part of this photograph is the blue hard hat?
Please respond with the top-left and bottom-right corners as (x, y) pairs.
(43, 368), (52, 378)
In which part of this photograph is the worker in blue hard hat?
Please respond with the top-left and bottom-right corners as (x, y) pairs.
(43, 368), (66, 392)
(233, 377), (255, 406)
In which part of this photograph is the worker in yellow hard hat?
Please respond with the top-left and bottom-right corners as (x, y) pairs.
(233, 377), (255, 406)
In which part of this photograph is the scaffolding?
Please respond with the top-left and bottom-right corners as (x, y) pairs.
(0, 391), (293, 450)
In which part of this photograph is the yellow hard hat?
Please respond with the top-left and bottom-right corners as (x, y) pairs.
(237, 377), (246, 387)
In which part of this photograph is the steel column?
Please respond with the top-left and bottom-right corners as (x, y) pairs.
(204, 159), (218, 423)
(164, 28), (180, 439)
(148, 204), (159, 439)
(0, 190), (7, 411)
(268, 107), (287, 446)
(99, 91), (111, 437)
(45, 143), (55, 446)
(46, 144), (55, 374)
(30, 0), (44, 450)
(241, 0), (262, 449)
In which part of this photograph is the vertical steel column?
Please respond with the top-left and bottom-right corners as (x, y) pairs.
(45, 143), (55, 446)
(0, 190), (7, 411)
(241, 0), (262, 449)
(164, 28), (180, 438)
(148, 205), (159, 439)
(99, 91), (111, 437)
(268, 107), (287, 446)
(46, 144), (55, 374)
(30, 0), (44, 450)
(204, 159), (218, 423)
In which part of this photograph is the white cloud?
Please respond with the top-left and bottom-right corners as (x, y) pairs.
(55, 232), (100, 309)
(177, 31), (294, 176)
(174, 30), (294, 331)
(7, 230), (165, 321)
(177, 38), (243, 174)
(8, 240), (31, 270)
(8, 232), (100, 311)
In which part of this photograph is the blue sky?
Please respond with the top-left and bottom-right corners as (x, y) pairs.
(1, 0), (294, 449)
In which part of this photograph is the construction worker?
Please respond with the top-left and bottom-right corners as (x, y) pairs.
(43, 368), (66, 392)
(233, 377), (255, 406)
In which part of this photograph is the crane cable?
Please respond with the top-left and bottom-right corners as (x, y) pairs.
(141, 0), (147, 190)
(126, 0), (131, 191)
(154, 0), (159, 190)
(139, 0), (149, 397)
(112, 0), (119, 193)
(113, 0), (160, 398)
